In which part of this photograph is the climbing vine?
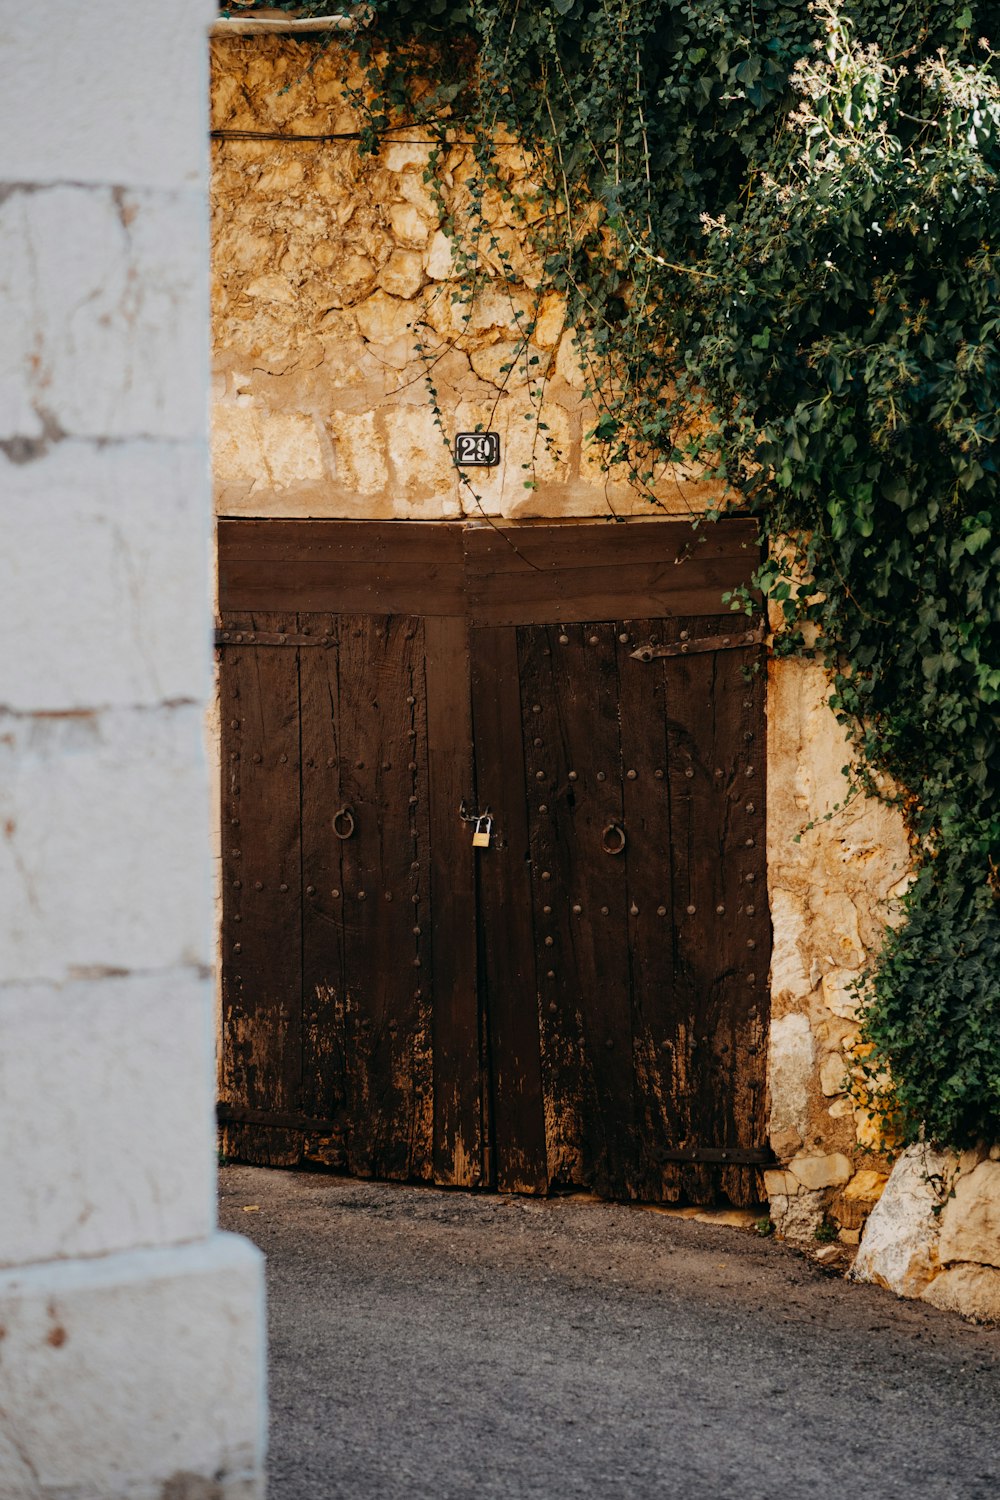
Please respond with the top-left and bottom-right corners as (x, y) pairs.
(228, 1), (1000, 1149)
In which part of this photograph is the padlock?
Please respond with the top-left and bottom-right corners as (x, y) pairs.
(472, 815), (492, 849)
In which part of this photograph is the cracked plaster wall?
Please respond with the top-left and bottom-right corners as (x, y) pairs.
(0, 4), (265, 1496)
(209, 37), (918, 1249)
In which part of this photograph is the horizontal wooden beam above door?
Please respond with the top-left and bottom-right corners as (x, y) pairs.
(217, 517), (760, 622)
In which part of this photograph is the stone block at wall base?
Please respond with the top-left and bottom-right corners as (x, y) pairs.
(938, 1159), (1000, 1269)
(921, 1264), (1000, 1324)
(0, 1233), (265, 1500)
(850, 1144), (955, 1298)
(769, 1188), (827, 1242)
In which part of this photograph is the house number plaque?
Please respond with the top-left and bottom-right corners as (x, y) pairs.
(455, 431), (501, 467)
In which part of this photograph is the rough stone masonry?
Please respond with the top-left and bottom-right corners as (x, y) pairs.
(208, 29), (1000, 1319)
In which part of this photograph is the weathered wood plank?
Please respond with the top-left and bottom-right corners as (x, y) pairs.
(519, 621), (636, 1198)
(469, 625), (548, 1194)
(659, 618), (770, 1205)
(466, 565), (755, 627)
(219, 560), (467, 618)
(719, 640), (771, 1207)
(220, 519), (466, 567)
(297, 612), (350, 1170)
(614, 618), (680, 1201)
(218, 608), (303, 1167)
(219, 520), (466, 616)
(425, 615), (483, 1187)
(464, 519), (759, 626)
(463, 518), (759, 572)
(331, 615), (435, 1181)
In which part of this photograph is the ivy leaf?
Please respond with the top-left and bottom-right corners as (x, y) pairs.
(735, 55), (762, 87)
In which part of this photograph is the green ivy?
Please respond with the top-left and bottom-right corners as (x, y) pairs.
(237, 1), (1000, 1148)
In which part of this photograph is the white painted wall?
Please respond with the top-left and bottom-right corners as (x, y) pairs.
(0, 4), (266, 1496)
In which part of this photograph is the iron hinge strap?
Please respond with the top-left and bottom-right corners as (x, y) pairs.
(631, 625), (765, 662)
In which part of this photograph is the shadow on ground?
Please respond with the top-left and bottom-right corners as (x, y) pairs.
(220, 1166), (998, 1500)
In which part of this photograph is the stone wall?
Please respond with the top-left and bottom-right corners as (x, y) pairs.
(209, 34), (717, 522)
(765, 659), (911, 1243)
(0, 5), (266, 1496)
(852, 1143), (1000, 1323)
(206, 34), (1000, 1299)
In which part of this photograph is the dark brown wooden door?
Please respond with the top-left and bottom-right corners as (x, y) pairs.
(217, 519), (770, 1204)
(218, 525), (480, 1185)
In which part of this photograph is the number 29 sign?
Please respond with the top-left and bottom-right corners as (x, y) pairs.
(454, 431), (501, 467)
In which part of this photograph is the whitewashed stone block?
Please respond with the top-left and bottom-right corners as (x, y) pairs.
(0, 442), (211, 713)
(767, 1012), (813, 1154)
(0, 972), (215, 1269)
(767, 887), (813, 1002)
(0, 2), (214, 191)
(851, 1144), (955, 1297)
(0, 1234), (265, 1500)
(0, 186), (208, 444)
(0, 705), (212, 982)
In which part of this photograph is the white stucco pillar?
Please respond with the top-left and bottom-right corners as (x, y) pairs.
(0, 5), (266, 1497)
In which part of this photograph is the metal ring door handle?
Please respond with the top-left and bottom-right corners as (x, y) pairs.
(601, 822), (626, 855)
(332, 805), (356, 840)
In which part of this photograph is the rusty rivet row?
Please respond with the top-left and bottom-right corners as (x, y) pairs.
(531, 767), (676, 782)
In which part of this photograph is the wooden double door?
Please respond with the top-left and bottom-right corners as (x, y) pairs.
(217, 518), (771, 1205)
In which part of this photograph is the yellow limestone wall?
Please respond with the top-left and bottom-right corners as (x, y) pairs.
(209, 35), (717, 522)
(209, 35), (913, 1248)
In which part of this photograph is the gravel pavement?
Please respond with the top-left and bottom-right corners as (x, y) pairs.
(219, 1166), (999, 1500)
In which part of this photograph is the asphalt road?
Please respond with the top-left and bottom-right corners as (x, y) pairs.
(219, 1166), (999, 1500)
